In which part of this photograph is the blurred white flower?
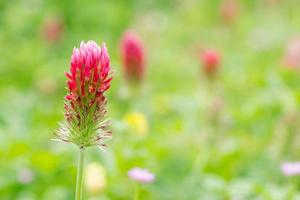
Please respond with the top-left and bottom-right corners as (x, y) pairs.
(85, 163), (107, 195)
(18, 169), (34, 184)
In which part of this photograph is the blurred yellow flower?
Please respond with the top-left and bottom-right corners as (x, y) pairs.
(123, 112), (149, 136)
(85, 163), (107, 195)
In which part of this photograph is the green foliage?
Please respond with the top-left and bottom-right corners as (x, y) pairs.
(1, 0), (300, 199)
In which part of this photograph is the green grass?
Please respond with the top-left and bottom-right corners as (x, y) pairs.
(1, 0), (300, 199)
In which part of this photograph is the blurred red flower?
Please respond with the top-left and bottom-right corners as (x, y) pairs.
(120, 31), (146, 82)
(41, 17), (64, 43)
(220, 0), (239, 23)
(200, 49), (221, 76)
(282, 38), (300, 69)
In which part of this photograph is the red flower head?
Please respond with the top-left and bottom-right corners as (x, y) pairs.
(56, 41), (113, 148)
(200, 49), (221, 76)
(120, 31), (146, 82)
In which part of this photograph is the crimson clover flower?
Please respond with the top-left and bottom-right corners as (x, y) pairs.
(120, 31), (146, 82)
(56, 41), (113, 149)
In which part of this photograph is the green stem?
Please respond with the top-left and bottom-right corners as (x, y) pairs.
(134, 183), (139, 200)
(282, 126), (294, 159)
(75, 147), (85, 200)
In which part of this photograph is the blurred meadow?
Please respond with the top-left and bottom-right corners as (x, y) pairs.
(1, 0), (300, 199)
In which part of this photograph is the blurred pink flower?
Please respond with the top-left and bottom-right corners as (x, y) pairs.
(282, 38), (300, 69)
(281, 162), (300, 176)
(128, 167), (155, 184)
(200, 49), (221, 76)
(120, 31), (146, 82)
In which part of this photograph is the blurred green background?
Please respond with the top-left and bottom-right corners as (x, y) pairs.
(1, 0), (300, 199)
